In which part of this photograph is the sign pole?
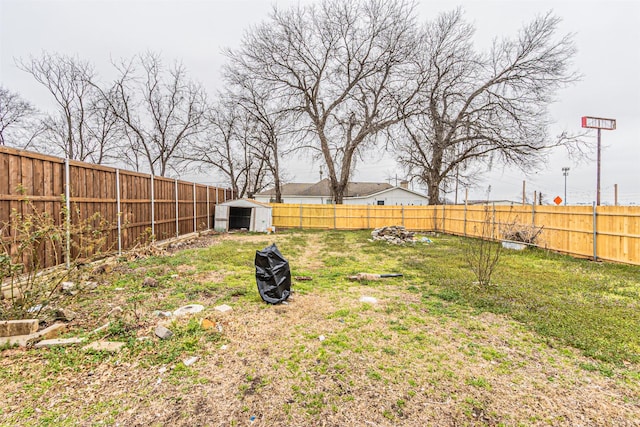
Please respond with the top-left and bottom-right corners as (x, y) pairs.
(562, 167), (569, 206)
(596, 128), (601, 206)
(581, 116), (615, 207)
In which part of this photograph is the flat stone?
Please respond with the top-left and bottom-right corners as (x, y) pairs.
(182, 356), (199, 366)
(61, 281), (77, 295)
(214, 304), (232, 313)
(34, 337), (85, 348)
(142, 277), (159, 287)
(173, 304), (204, 317)
(53, 308), (77, 322)
(39, 323), (67, 340)
(359, 296), (378, 304)
(90, 322), (110, 334)
(0, 319), (39, 337)
(84, 281), (99, 290)
(152, 310), (173, 318)
(155, 325), (174, 340)
(0, 323), (66, 347)
(82, 341), (126, 353)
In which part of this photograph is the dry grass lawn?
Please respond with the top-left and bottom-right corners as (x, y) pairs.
(1, 230), (638, 426)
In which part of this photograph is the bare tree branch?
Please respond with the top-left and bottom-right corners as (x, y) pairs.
(395, 10), (584, 204)
(97, 52), (207, 176)
(225, 0), (425, 203)
(0, 86), (41, 148)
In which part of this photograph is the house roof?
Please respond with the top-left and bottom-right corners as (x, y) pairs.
(348, 185), (429, 200)
(256, 179), (394, 198)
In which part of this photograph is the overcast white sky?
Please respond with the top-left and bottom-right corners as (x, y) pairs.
(1, 0), (639, 204)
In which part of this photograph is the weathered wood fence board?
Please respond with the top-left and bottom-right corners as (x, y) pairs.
(0, 146), (233, 269)
(271, 203), (640, 266)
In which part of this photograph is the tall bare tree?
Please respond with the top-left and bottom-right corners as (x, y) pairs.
(0, 86), (40, 148)
(226, 0), (425, 203)
(396, 10), (580, 204)
(18, 52), (116, 163)
(225, 73), (295, 202)
(186, 97), (270, 198)
(100, 52), (207, 176)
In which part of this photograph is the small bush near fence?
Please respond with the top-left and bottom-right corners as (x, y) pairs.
(0, 197), (114, 320)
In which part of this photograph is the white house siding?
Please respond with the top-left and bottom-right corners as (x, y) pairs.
(345, 188), (428, 206)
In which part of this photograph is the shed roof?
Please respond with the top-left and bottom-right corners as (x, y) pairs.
(218, 198), (272, 208)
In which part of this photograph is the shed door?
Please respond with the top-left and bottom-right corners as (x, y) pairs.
(253, 207), (272, 233)
(229, 207), (252, 230)
(214, 205), (229, 232)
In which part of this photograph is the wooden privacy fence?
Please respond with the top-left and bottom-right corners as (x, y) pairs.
(0, 146), (233, 269)
(271, 203), (640, 266)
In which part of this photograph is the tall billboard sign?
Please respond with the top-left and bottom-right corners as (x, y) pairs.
(581, 116), (616, 206)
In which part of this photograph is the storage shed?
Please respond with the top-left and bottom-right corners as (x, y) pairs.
(214, 199), (273, 233)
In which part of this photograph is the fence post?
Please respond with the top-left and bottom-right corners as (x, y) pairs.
(64, 158), (71, 268)
(299, 203), (303, 229)
(206, 186), (210, 230)
(433, 205), (437, 232)
(150, 174), (155, 238)
(463, 196), (468, 237)
(116, 169), (122, 255)
(492, 202), (496, 240)
(193, 183), (197, 233)
(593, 201), (598, 261)
(224, 188), (227, 202)
(532, 198), (536, 227)
(442, 204), (446, 232)
(367, 205), (370, 229)
(175, 179), (179, 237)
(401, 205), (405, 227)
(333, 204), (337, 229)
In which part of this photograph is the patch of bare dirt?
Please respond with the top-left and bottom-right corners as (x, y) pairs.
(164, 232), (222, 253)
(293, 232), (324, 272)
(193, 270), (226, 284)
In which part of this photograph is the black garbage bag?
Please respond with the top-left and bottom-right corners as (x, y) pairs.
(254, 243), (291, 304)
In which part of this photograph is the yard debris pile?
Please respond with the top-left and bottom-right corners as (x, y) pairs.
(371, 225), (416, 244)
(502, 223), (544, 244)
(126, 244), (167, 261)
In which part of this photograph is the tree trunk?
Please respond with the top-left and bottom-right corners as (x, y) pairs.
(427, 179), (441, 205)
(427, 144), (444, 205)
(272, 139), (282, 203)
(273, 175), (282, 203)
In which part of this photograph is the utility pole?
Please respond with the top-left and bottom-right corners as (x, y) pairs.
(562, 167), (570, 206)
(614, 184), (618, 206)
(522, 180), (526, 205)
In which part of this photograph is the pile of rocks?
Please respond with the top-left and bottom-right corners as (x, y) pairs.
(371, 225), (416, 245)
